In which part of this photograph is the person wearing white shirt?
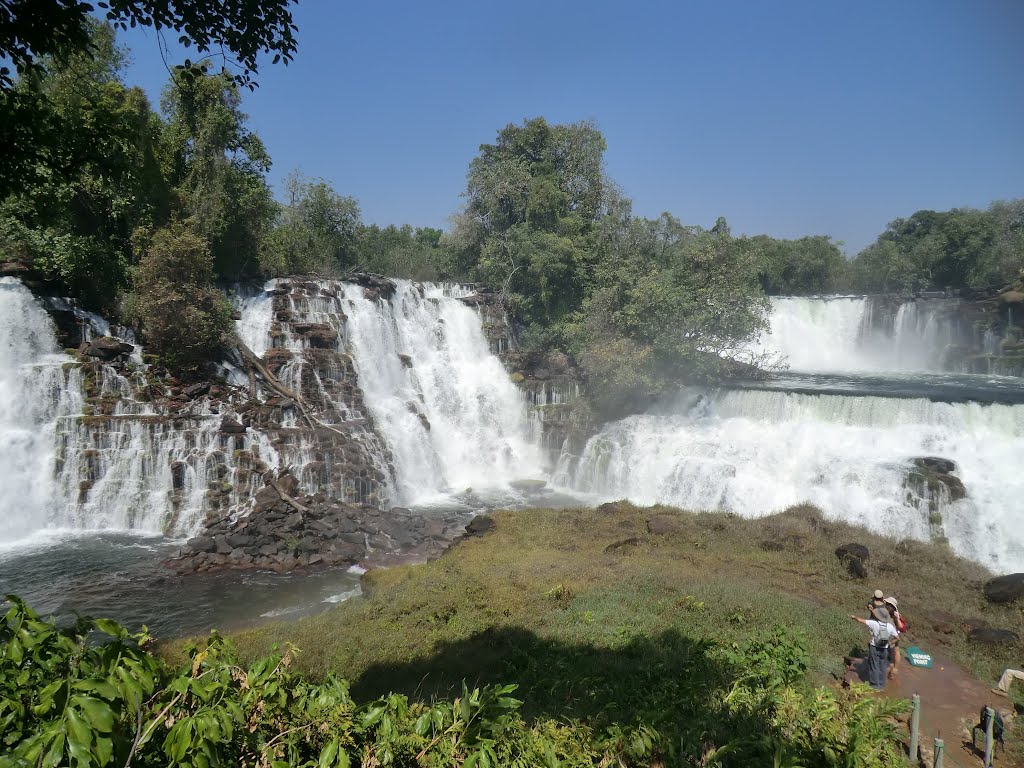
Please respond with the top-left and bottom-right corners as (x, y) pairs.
(850, 606), (899, 690)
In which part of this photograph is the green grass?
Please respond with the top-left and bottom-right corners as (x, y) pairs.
(197, 502), (1023, 708)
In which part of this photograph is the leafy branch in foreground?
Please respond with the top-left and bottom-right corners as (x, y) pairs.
(1, 595), (911, 767)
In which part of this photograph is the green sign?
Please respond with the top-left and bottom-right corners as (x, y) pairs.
(905, 646), (933, 668)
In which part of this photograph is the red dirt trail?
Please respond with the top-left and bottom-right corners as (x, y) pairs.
(847, 651), (1020, 766)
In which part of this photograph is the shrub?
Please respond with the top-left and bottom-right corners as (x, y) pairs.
(126, 223), (233, 374)
(1, 595), (913, 768)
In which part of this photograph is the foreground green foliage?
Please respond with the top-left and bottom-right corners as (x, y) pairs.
(2, 593), (910, 768)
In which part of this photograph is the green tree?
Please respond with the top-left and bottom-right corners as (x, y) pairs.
(848, 203), (1023, 292)
(127, 222), (233, 372)
(447, 116), (610, 324)
(569, 212), (771, 415)
(0, 22), (168, 309)
(755, 235), (848, 295)
(261, 171), (361, 276)
(0, 0), (298, 90)
(354, 223), (446, 280)
(161, 64), (275, 279)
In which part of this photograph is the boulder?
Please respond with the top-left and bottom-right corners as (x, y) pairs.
(397, 353), (413, 368)
(845, 557), (868, 579)
(183, 381), (211, 398)
(835, 543), (870, 562)
(347, 273), (397, 300)
(968, 627), (1020, 645)
(935, 473), (967, 501)
(647, 515), (680, 536)
(913, 457), (957, 474)
(465, 515), (494, 537)
(983, 573), (1024, 604)
(253, 485), (280, 513)
(597, 501), (625, 514)
(220, 418), (246, 434)
(185, 535), (216, 553)
(83, 336), (134, 361)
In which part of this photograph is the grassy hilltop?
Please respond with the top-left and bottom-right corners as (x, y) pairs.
(229, 503), (1020, 688)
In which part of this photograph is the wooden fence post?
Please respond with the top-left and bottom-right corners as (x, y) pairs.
(908, 693), (920, 763)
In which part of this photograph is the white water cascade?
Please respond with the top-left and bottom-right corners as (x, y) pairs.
(340, 281), (544, 504)
(0, 278), (82, 543)
(762, 297), (961, 373)
(0, 279), (280, 546)
(555, 388), (1024, 570)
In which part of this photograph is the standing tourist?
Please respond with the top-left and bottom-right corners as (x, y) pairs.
(850, 605), (898, 690)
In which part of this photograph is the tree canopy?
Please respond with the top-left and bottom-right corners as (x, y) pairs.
(848, 202), (1024, 292)
(0, 0), (298, 90)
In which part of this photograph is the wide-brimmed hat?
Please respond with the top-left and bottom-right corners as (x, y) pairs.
(883, 596), (898, 610)
(871, 606), (892, 623)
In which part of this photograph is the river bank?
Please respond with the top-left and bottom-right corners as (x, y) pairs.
(213, 502), (1024, 693)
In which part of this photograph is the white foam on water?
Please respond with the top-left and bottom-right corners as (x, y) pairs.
(555, 388), (1024, 571)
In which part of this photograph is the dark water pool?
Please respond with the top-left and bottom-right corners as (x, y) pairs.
(0, 531), (363, 639)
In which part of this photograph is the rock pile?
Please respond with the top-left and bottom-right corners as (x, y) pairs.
(168, 484), (469, 574)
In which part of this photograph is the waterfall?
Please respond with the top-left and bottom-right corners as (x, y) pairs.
(0, 278), (283, 546)
(339, 281), (544, 504)
(0, 278), (81, 543)
(554, 388), (1024, 570)
(762, 296), (962, 373)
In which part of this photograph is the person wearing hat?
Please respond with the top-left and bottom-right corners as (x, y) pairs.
(867, 589), (886, 611)
(851, 604), (898, 690)
(883, 596), (905, 679)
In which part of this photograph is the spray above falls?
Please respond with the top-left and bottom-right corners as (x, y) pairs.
(761, 296), (965, 373)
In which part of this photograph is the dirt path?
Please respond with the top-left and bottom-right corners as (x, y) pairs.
(846, 651), (1020, 766)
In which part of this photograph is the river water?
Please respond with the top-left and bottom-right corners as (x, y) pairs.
(1, 286), (1022, 635)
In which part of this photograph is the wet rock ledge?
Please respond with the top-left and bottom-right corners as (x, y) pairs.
(166, 473), (471, 574)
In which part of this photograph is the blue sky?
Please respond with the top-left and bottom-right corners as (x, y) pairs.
(119, 0), (1023, 255)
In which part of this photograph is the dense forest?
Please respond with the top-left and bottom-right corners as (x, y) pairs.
(2, 20), (1022, 404)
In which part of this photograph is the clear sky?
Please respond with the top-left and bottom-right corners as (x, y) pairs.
(118, 0), (1023, 255)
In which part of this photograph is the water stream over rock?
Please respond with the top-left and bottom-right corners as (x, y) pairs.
(2, 281), (1023, 632)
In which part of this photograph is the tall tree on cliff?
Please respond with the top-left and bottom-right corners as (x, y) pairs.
(0, 22), (168, 309)
(446, 117), (611, 324)
(161, 64), (275, 279)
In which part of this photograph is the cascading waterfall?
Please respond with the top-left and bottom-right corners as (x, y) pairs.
(555, 388), (1024, 570)
(0, 278), (280, 545)
(763, 296), (961, 373)
(0, 278), (82, 543)
(340, 281), (544, 503)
